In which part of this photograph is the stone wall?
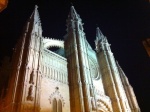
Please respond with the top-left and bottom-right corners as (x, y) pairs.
(40, 49), (70, 112)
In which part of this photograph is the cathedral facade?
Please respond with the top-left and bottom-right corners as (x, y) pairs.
(0, 6), (140, 112)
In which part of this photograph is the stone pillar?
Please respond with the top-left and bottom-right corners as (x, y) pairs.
(65, 6), (95, 112)
(95, 27), (131, 112)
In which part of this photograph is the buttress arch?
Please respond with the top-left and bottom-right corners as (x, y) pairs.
(43, 38), (64, 49)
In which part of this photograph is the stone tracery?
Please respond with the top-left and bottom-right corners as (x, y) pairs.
(49, 87), (65, 107)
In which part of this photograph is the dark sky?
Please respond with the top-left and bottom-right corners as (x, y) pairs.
(0, 0), (150, 111)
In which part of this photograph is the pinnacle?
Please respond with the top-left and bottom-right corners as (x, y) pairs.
(116, 61), (123, 70)
(35, 5), (38, 9)
(116, 61), (119, 67)
(116, 61), (121, 69)
(68, 5), (80, 20)
(29, 5), (41, 24)
(116, 61), (126, 77)
(96, 27), (105, 41)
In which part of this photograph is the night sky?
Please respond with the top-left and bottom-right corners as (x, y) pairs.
(0, 0), (150, 111)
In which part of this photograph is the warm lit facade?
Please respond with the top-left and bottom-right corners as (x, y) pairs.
(0, 5), (140, 112)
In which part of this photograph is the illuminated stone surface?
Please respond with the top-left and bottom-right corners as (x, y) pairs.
(0, 5), (140, 112)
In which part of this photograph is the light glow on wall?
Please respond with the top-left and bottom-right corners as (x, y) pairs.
(0, 0), (8, 12)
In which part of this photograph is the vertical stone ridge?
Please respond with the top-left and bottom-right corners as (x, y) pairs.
(5, 5), (43, 112)
(116, 61), (141, 112)
(96, 27), (132, 112)
(96, 27), (105, 42)
(65, 6), (96, 112)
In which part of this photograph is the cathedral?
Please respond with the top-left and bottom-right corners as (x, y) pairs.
(0, 5), (140, 112)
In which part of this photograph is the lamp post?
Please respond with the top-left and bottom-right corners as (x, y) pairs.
(0, 0), (8, 12)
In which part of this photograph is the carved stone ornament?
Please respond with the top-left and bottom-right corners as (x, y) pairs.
(91, 97), (96, 110)
(49, 87), (65, 106)
(96, 99), (112, 112)
(27, 85), (34, 101)
(29, 70), (35, 84)
(90, 86), (94, 97)
(89, 58), (100, 80)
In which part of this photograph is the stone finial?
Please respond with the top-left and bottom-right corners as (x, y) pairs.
(96, 27), (104, 41)
(68, 6), (80, 20)
(29, 5), (41, 24)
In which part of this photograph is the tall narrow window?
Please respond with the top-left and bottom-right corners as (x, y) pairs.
(53, 98), (57, 112)
(58, 99), (62, 112)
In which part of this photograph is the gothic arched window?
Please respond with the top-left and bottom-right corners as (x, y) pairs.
(53, 98), (57, 112)
(52, 98), (63, 112)
(58, 99), (62, 112)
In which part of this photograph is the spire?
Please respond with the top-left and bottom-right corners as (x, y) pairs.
(25, 5), (42, 35)
(66, 5), (83, 32)
(96, 27), (105, 42)
(29, 5), (41, 24)
(116, 61), (129, 85)
(116, 61), (125, 76)
(68, 5), (80, 20)
(116, 61), (141, 112)
(95, 27), (109, 51)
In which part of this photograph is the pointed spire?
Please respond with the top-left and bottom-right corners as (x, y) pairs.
(68, 5), (80, 20)
(116, 61), (125, 75)
(116, 61), (130, 85)
(116, 61), (124, 75)
(96, 27), (105, 41)
(29, 5), (41, 24)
